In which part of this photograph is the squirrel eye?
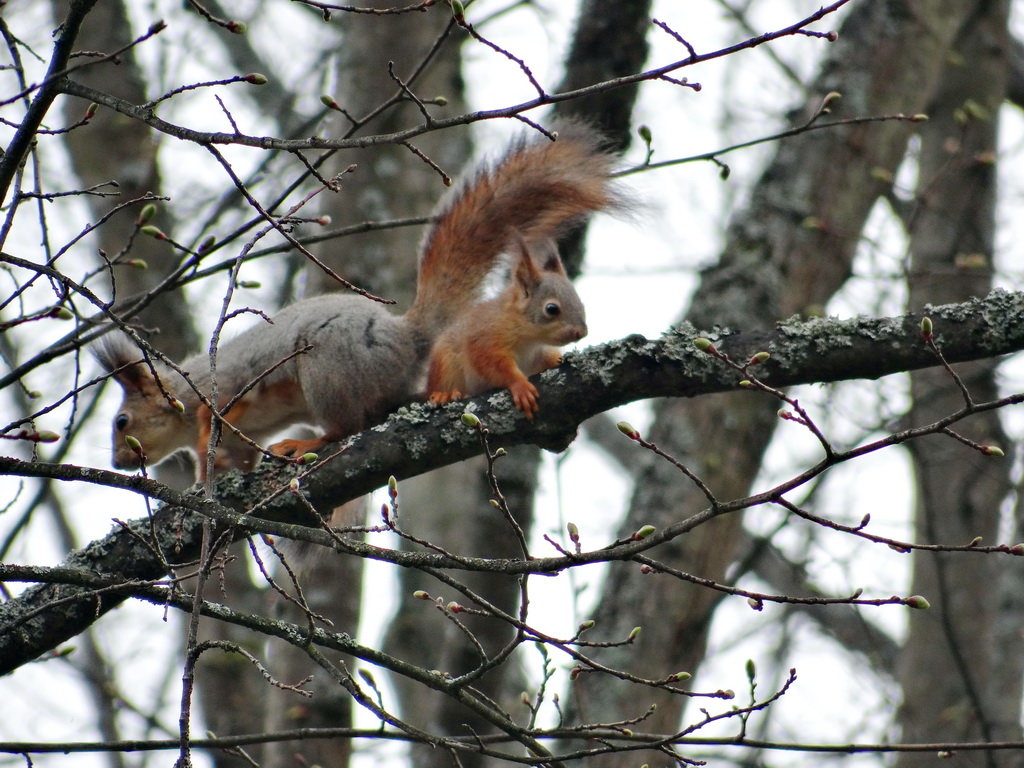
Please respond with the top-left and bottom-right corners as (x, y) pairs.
(115, 413), (130, 431)
(544, 302), (561, 317)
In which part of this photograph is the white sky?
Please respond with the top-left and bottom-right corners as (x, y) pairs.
(2, 1), (1024, 767)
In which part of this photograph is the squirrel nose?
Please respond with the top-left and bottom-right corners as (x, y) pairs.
(570, 323), (587, 342)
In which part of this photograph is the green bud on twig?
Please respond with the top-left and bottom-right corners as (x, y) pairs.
(632, 525), (656, 540)
(140, 225), (167, 241)
(136, 204), (157, 225)
(693, 337), (714, 352)
(616, 421), (639, 440)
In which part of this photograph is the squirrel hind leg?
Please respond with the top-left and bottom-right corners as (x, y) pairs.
(428, 389), (466, 406)
(269, 435), (329, 458)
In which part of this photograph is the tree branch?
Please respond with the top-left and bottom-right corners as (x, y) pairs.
(1, 289), (1023, 673)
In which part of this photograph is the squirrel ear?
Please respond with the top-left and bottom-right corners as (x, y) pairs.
(93, 334), (153, 392)
(510, 233), (543, 294)
(534, 238), (567, 275)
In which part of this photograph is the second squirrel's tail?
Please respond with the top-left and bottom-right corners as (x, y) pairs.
(409, 123), (620, 335)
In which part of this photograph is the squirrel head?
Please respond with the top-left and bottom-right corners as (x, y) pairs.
(511, 238), (588, 345)
(93, 335), (192, 470)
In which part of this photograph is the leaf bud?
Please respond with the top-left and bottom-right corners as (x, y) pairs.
(170, 398), (185, 413)
(85, 103), (98, 120)
(567, 521), (580, 542)
(140, 225), (167, 241)
(616, 421), (639, 440)
(748, 351), (771, 366)
(197, 235), (217, 253)
(982, 445), (1004, 457)
(413, 590), (430, 599)
(124, 435), (143, 452)
(288, 477), (300, 491)
(52, 306), (74, 320)
(36, 430), (61, 443)
(300, 452), (318, 464)
(243, 73), (268, 85)
(627, 626), (642, 641)
(577, 619), (595, 634)
(637, 124), (653, 144)
(693, 337), (715, 353)
(745, 658), (756, 681)
(127, 259), (148, 269)
(632, 524), (656, 540)
(920, 316), (933, 339)
(226, 20), (247, 34)
(136, 203), (157, 225)
(446, 601), (464, 613)
(672, 671), (691, 682)
(905, 595), (931, 610)
(460, 411), (480, 428)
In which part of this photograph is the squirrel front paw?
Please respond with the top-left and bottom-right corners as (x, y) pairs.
(508, 380), (540, 419)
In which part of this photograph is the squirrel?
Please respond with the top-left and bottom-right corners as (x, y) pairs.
(426, 236), (586, 418)
(95, 124), (619, 478)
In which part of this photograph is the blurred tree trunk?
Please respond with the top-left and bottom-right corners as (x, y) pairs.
(260, 5), (468, 767)
(52, 5), (267, 767)
(897, 3), (1021, 764)
(55, 0), (195, 362)
(377, 5), (653, 766)
(566, 4), (983, 764)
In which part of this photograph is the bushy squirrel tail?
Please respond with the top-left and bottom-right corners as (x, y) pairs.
(409, 123), (621, 335)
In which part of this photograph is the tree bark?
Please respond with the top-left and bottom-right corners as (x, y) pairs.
(898, 3), (1021, 765)
(565, 4), (986, 764)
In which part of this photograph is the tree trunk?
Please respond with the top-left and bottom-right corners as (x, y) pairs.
(567, 4), (984, 765)
(898, 3), (1020, 764)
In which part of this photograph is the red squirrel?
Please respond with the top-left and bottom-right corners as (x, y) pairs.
(427, 237), (586, 418)
(95, 125), (620, 478)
